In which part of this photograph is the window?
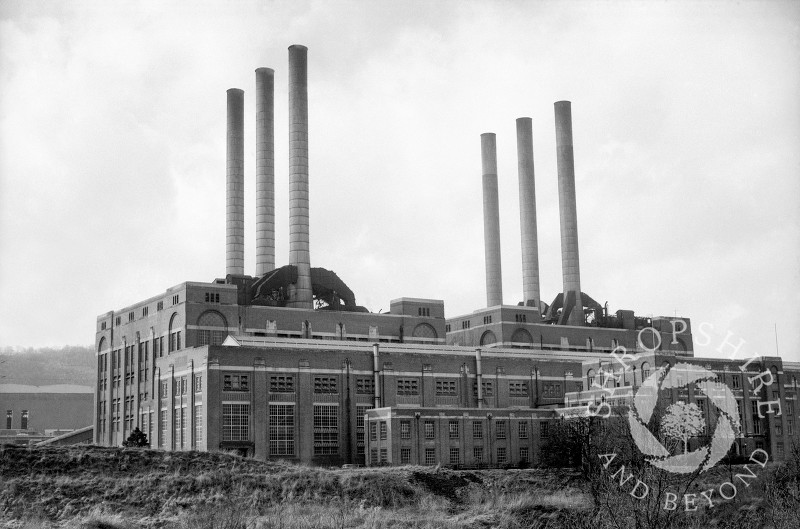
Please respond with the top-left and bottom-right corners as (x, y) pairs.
(356, 405), (372, 457)
(222, 404), (250, 441)
(194, 375), (202, 393)
(380, 448), (388, 464)
(540, 422), (549, 439)
(461, 320), (471, 329)
(370, 449), (378, 466)
(495, 421), (506, 440)
(449, 448), (460, 465)
(159, 410), (167, 447)
(270, 376), (295, 393)
(753, 418), (762, 435)
(424, 448), (436, 465)
(445, 324), (451, 333)
(732, 375), (741, 389)
(518, 422), (528, 439)
(180, 406), (187, 449)
(101, 321), (107, 330)
(417, 307), (430, 317)
(172, 295), (179, 305)
(786, 401), (794, 416)
(400, 448), (411, 465)
(115, 316), (121, 326)
(509, 381), (529, 397)
(6, 410), (11, 429)
(400, 420), (411, 439)
(142, 307), (149, 317)
(194, 405), (203, 447)
(380, 421), (387, 440)
(497, 447), (507, 464)
(543, 383), (563, 398)
(313, 405), (338, 455)
(204, 292), (221, 303)
(776, 424), (783, 436)
(473, 422), (483, 439)
(397, 378), (419, 396)
(269, 405), (295, 456)
(157, 301), (163, 311)
(515, 314), (527, 323)
(370, 422), (377, 441)
(180, 376), (187, 395)
(356, 378), (374, 395)
(788, 421), (794, 436)
(160, 381), (168, 398)
(473, 381), (494, 397)
(436, 380), (457, 396)
(223, 374), (249, 392)
(777, 442), (785, 459)
(424, 420), (435, 439)
(20, 410), (28, 430)
(520, 447), (529, 462)
(483, 315), (492, 325)
(313, 377), (338, 394)
(449, 420), (459, 439)
(473, 447), (483, 463)
(198, 330), (226, 346)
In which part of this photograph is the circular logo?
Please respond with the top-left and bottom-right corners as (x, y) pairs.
(628, 362), (741, 474)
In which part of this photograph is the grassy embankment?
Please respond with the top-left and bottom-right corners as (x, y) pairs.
(0, 445), (797, 528)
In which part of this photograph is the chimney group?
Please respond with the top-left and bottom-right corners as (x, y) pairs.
(480, 102), (583, 325)
(224, 45), (314, 309)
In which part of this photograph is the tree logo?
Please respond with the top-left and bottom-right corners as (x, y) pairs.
(628, 362), (741, 474)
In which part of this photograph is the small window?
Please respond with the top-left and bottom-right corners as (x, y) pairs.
(270, 376), (295, 393)
(370, 422), (377, 441)
(194, 375), (202, 393)
(731, 375), (741, 389)
(425, 448), (436, 466)
(115, 316), (121, 326)
(356, 378), (374, 395)
(400, 447), (411, 465)
(483, 315), (492, 325)
(223, 374), (249, 392)
(157, 301), (163, 311)
(497, 447), (507, 464)
(509, 381), (529, 397)
(540, 422), (549, 439)
(473, 446), (483, 463)
(520, 447), (529, 462)
(101, 322), (107, 330)
(142, 307), (149, 317)
(128, 312), (134, 322)
(518, 422), (528, 439)
(21, 410), (29, 430)
(436, 380), (457, 396)
(449, 447), (460, 465)
(445, 324), (451, 333)
(371, 449), (378, 465)
(313, 377), (338, 393)
(380, 421), (387, 440)
(172, 295), (179, 305)
(6, 410), (12, 429)
(461, 320), (471, 329)
(397, 378), (419, 396)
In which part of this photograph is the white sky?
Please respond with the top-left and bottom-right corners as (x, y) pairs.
(1, 1), (798, 362)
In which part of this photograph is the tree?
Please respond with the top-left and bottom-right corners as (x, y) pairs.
(660, 401), (704, 455)
(123, 427), (149, 447)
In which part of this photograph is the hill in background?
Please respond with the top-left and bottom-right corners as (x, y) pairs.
(0, 345), (94, 386)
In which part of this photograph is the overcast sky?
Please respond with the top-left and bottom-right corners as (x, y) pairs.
(1, 1), (798, 363)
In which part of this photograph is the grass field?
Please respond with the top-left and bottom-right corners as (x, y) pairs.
(0, 445), (796, 528)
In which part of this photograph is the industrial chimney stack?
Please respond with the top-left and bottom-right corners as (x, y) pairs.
(255, 68), (275, 276)
(287, 45), (313, 308)
(516, 117), (541, 310)
(481, 133), (503, 307)
(226, 88), (245, 276)
(554, 101), (583, 325)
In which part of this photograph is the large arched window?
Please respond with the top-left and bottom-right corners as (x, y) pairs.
(511, 329), (533, 345)
(412, 323), (437, 340)
(98, 336), (106, 353)
(197, 310), (228, 346)
(168, 313), (181, 352)
(480, 330), (497, 346)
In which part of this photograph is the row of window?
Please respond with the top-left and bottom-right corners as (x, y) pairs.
(372, 419), (541, 441)
(5, 410), (29, 430)
(109, 299), (172, 328)
(375, 446), (529, 466)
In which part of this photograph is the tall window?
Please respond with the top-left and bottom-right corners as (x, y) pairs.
(400, 420), (411, 439)
(269, 405), (295, 456)
(20, 410), (28, 430)
(473, 421), (483, 439)
(356, 405), (372, 458)
(159, 410), (167, 447)
(520, 447), (529, 462)
(449, 420), (459, 439)
(313, 405), (338, 455)
(424, 420), (435, 439)
(473, 447), (483, 464)
(497, 447), (507, 464)
(380, 421), (388, 440)
(495, 421), (506, 440)
(222, 404), (250, 441)
(540, 422), (549, 439)
(193, 405), (202, 447)
(449, 447), (460, 465)
(400, 448), (411, 465)
(174, 407), (182, 449)
(518, 422), (528, 439)
(5, 410), (11, 429)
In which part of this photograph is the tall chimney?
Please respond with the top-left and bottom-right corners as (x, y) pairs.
(255, 68), (275, 276)
(481, 133), (503, 307)
(287, 45), (313, 308)
(516, 117), (541, 310)
(554, 101), (583, 325)
(226, 88), (245, 276)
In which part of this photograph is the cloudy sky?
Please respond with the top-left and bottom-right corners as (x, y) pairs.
(1, 1), (798, 362)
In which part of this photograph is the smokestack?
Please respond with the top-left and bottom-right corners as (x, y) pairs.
(481, 133), (503, 307)
(554, 101), (583, 325)
(255, 68), (275, 276)
(226, 88), (245, 276)
(287, 44), (313, 308)
(516, 117), (540, 310)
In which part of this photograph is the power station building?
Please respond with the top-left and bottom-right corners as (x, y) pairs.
(93, 45), (799, 467)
